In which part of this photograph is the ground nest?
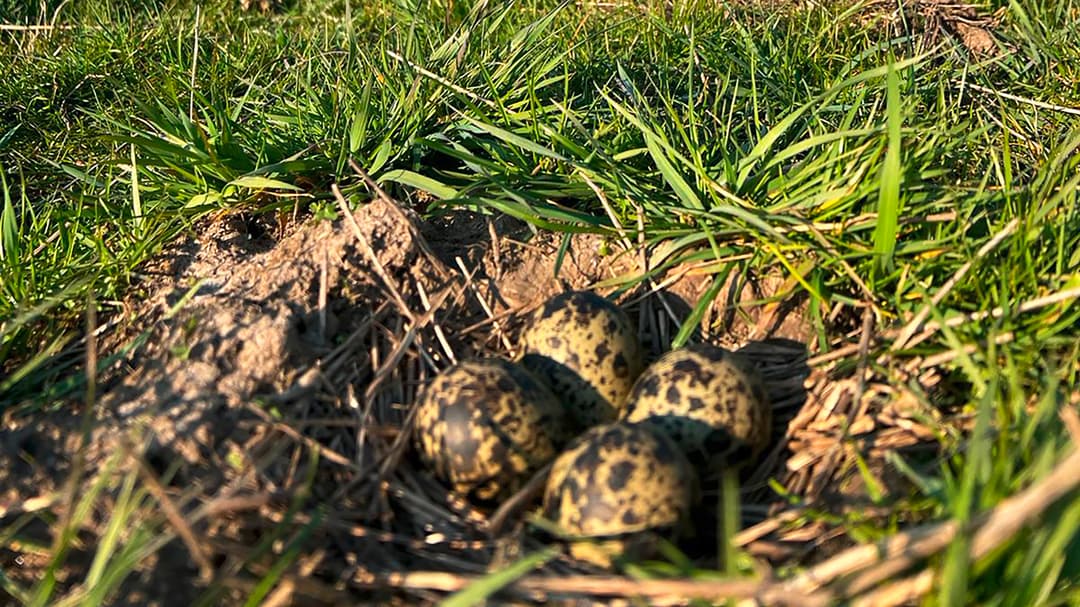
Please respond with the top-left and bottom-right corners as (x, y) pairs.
(0, 185), (956, 605)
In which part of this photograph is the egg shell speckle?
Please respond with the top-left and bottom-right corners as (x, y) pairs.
(621, 344), (772, 470)
(521, 291), (644, 428)
(543, 422), (697, 566)
(413, 358), (571, 501)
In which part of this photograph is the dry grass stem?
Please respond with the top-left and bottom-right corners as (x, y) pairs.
(384, 51), (497, 109)
(244, 403), (360, 471)
(487, 461), (555, 536)
(732, 509), (810, 547)
(362, 286), (455, 405)
(965, 82), (1080, 116)
(918, 331), (1015, 368)
(414, 279), (457, 365)
(318, 245), (329, 342)
(772, 210), (959, 236)
(849, 569), (935, 607)
(0, 23), (82, 31)
(347, 158), (451, 279)
(47, 296), (102, 571)
(902, 285), (1080, 351)
(967, 425), (1080, 560)
(332, 183), (415, 320)
(1062, 407), (1080, 444)
(352, 570), (830, 606)
(587, 172), (686, 331)
(453, 256), (515, 353)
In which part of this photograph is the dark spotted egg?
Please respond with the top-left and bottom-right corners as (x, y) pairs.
(413, 358), (571, 502)
(542, 422), (697, 568)
(620, 345), (772, 474)
(519, 291), (645, 429)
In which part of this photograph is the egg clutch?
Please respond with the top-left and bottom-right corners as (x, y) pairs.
(411, 290), (773, 567)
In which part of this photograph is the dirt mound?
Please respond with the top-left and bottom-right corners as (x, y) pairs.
(0, 186), (942, 604)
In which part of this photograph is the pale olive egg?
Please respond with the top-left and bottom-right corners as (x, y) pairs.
(413, 358), (571, 502)
(621, 344), (772, 473)
(520, 291), (645, 429)
(542, 422), (698, 568)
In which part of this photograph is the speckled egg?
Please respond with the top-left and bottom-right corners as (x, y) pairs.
(413, 358), (571, 502)
(519, 291), (645, 429)
(621, 345), (772, 473)
(542, 422), (698, 568)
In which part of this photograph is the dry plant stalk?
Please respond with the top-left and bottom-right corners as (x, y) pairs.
(351, 569), (826, 607)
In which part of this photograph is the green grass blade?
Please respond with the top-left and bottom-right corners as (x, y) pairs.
(241, 512), (322, 607)
(228, 175), (304, 192)
(671, 263), (730, 348)
(459, 116), (570, 164)
(642, 129), (704, 211)
(128, 144), (143, 233)
(439, 547), (559, 607)
(379, 169), (460, 200)
(0, 166), (17, 263)
(84, 464), (140, 588)
(872, 58), (903, 273)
